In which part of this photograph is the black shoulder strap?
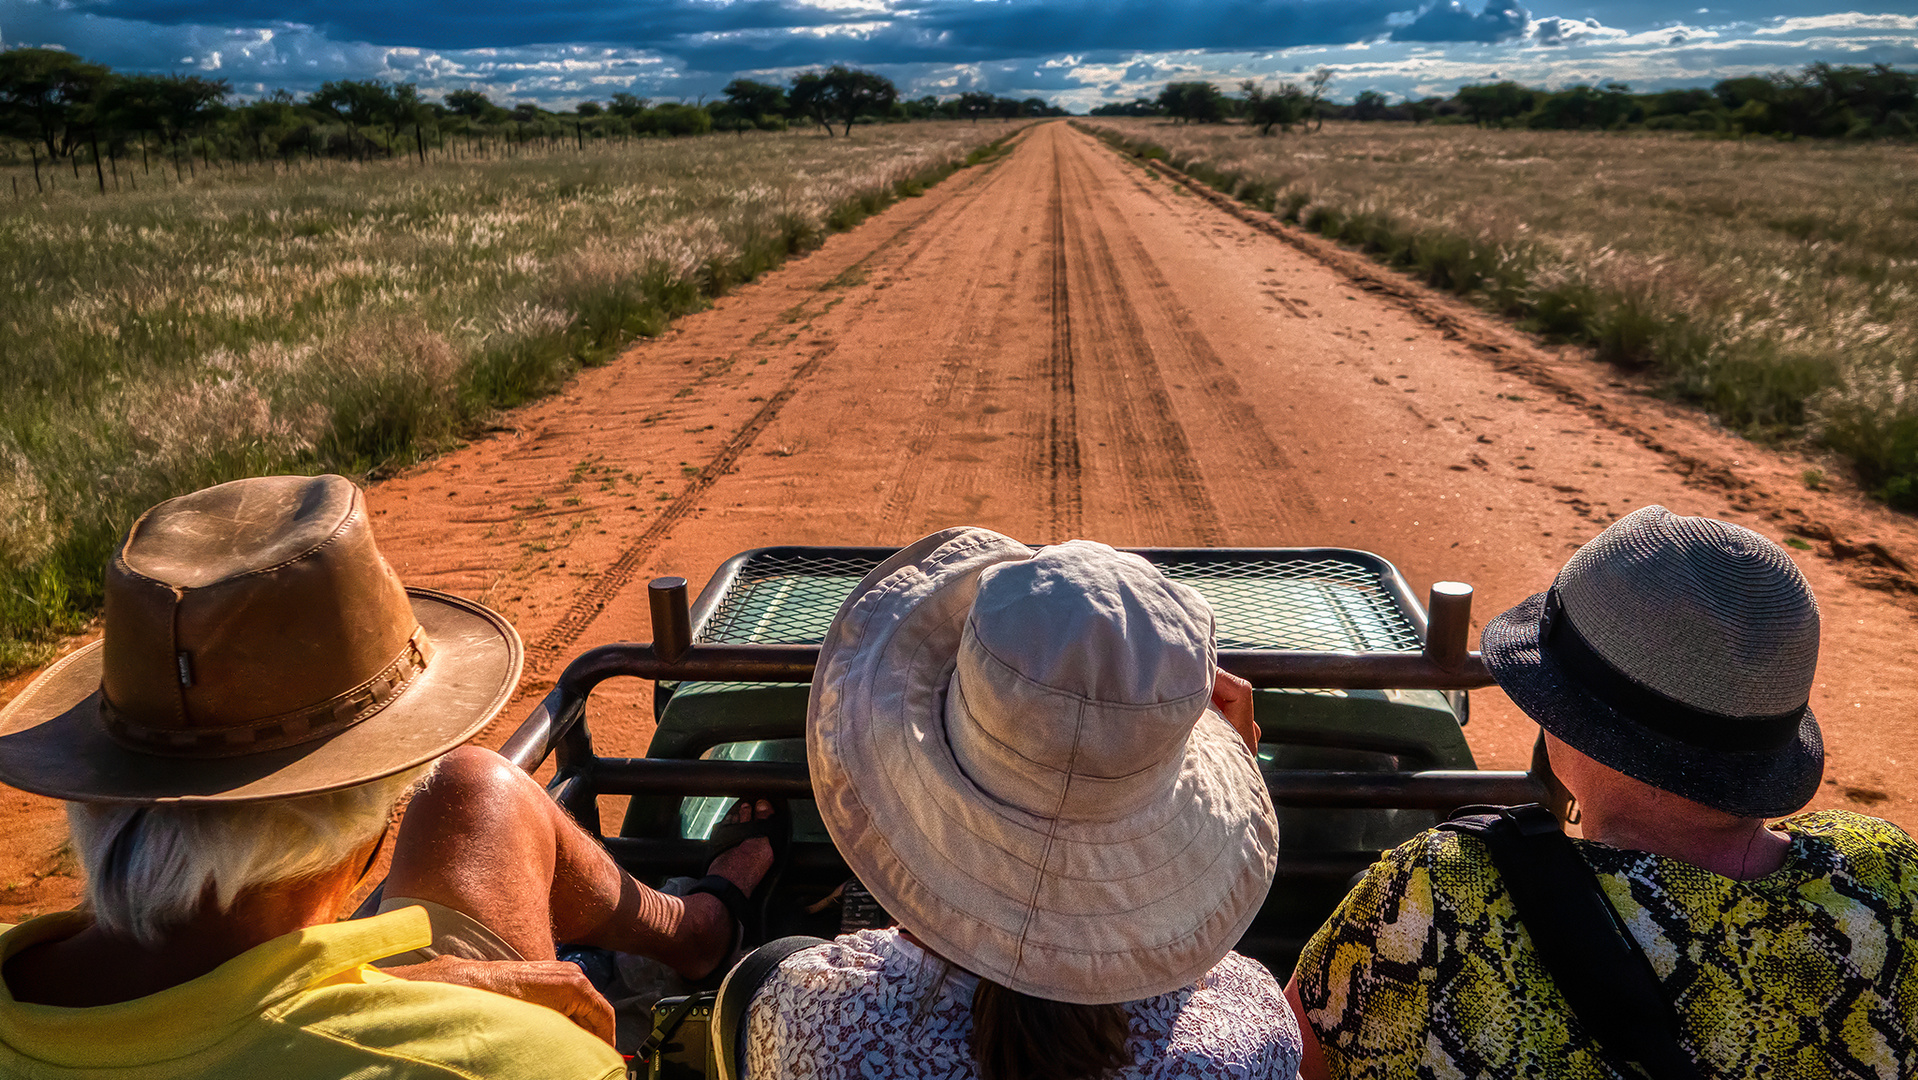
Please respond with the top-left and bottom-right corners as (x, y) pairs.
(1440, 805), (1705, 1080)
(713, 934), (827, 1080)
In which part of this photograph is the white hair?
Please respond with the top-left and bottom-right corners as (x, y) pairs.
(67, 764), (431, 946)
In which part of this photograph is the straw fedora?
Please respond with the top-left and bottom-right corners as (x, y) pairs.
(0, 475), (522, 804)
(1482, 506), (1823, 817)
(807, 527), (1279, 1005)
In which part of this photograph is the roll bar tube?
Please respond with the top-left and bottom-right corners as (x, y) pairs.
(503, 575), (1541, 820)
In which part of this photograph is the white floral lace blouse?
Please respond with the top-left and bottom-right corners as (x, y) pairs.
(744, 929), (1301, 1079)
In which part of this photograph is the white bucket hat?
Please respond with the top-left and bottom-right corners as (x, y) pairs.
(807, 527), (1279, 1005)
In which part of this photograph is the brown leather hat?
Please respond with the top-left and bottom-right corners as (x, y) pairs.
(0, 475), (522, 803)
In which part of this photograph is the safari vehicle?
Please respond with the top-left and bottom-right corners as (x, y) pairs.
(499, 544), (1550, 1076)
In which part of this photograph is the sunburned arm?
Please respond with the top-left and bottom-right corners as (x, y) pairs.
(382, 955), (616, 1046)
(1285, 974), (1332, 1080)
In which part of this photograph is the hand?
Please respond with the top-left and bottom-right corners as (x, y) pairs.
(1211, 668), (1260, 756)
(383, 955), (617, 1046)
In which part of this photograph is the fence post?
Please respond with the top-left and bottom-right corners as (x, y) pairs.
(91, 136), (106, 193)
(415, 123), (426, 165)
(30, 144), (42, 194)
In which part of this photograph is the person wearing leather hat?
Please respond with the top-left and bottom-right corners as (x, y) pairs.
(1288, 506), (1918, 1080)
(0, 475), (772, 1080)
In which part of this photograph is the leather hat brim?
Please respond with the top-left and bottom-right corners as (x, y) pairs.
(1482, 591), (1823, 818)
(0, 590), (522, 804)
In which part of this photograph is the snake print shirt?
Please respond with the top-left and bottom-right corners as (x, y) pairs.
(745, 929), (1301, 1079)
(1295, 809), (1918, 1080)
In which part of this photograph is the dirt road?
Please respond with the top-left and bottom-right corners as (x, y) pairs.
(5, 120), (1914, 919)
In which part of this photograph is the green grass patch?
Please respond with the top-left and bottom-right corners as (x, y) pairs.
(1080, 120), (1918, 509)
(0, 123), (1028, 675)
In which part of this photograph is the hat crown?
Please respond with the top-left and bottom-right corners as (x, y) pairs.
(1556, 506), (1819, 716)
(948, 541), (1217, 821)
(100, 475), (421, 756)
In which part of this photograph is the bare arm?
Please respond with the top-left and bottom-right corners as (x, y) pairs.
(1285, 974), (1332, 1080)
(383, 956), (617, 1046)
(1211, 668), (1261, 756)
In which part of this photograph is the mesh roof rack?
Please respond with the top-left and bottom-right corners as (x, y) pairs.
(690, 546), (1424, 654)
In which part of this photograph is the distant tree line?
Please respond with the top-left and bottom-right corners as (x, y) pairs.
(1097, 62), (1917, 139)
(0, 48), (1066, 190)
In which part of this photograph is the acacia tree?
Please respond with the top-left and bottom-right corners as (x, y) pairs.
(723, 79), (787, 120)
(310, 79), (405, 158)
(1158, 81), (1230, 124)
(99, 73), (228, 174)
(790, 65), (897, 136)
(1239, 80), (1308, 135)
(0, 48), (111, 159)
(958, 90), (996, 123)
(1305, 68), (1333, 132)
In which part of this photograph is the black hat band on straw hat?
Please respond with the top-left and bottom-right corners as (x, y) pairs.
(1539, 587), (1807, 755)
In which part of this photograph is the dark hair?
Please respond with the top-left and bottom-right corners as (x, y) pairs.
(970, 978), (1129, 1080)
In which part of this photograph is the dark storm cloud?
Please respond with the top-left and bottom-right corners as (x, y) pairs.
(57, 0), (1489, 69)
(1390, 0), (1530, 42)
(59, 0), (852, 51)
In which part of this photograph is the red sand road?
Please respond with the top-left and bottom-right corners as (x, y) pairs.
(4, 121), (1915, 920)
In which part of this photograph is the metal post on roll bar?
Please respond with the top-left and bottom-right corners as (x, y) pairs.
(649, 577), (692, 663)
(1423, 581), (1474, 673)
(506, 573), (1501, 772)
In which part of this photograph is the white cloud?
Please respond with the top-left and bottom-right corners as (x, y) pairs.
(1753, 12), (1918, 34)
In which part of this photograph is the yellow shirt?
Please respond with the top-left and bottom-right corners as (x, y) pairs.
(0, 907), (627, 1080)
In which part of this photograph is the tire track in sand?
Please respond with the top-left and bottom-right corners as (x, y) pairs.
(1055, 134), (1226, 546)
(523, 152), (1019, 671)
(1045, 135), (1086, 540)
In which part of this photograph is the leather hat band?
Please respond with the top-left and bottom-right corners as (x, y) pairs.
(1539, 588), (1805, 754)
(102, 628), (435, 758)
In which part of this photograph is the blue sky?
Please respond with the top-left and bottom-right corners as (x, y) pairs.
(2, 0), (1913, 109)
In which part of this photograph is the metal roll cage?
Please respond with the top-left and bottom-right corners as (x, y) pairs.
(503, 560), (1548, 869)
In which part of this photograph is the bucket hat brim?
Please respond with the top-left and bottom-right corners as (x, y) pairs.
(0, 589), (521, 804)
(1483, 591), (1823, 817)
(807, 527), (1278, 1005)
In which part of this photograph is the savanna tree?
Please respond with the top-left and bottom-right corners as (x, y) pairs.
(1455, 80), (1536, 128)
(310, 79), (409, 157)
(723, 79), (787, 120)
(0, 48), (111, 158)
(790, 65), (897, 136)
(1240, 80), (1308, 135)
(1350, 89), (1391, 121)
(1157, 81), (1230, 124)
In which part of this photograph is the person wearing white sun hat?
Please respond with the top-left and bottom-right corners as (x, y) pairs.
(743, 527), (1300, 1080)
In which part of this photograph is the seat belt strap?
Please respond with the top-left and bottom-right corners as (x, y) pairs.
(713, 935), (828, 1080)
(1440, 804), (1706, 1080)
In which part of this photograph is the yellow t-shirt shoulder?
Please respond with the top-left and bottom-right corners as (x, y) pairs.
(0, 906), (626, 1080)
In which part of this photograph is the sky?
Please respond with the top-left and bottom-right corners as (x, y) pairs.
(1, 0), (1914, 111)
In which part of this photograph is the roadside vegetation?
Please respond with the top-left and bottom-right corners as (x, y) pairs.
(0, 121), (1024, 674)
(1081, 118), (1918, 513)
(1095, 62), (1918, 140)
(0, 46), (1063, 190)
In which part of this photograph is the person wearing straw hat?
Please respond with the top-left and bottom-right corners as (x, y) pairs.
(1289, 506), (1918, 1080)
(0, 475), (773, 1080)
(744, 527), (1301, 1080)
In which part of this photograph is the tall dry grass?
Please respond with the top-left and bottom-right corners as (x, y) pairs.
(1081, 119), (1918, 511)
(0, 122), (1023, 673)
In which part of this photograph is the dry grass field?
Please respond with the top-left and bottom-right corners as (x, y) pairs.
(1082, 118), (1918, 512)
(0, 122), (1021, 673)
